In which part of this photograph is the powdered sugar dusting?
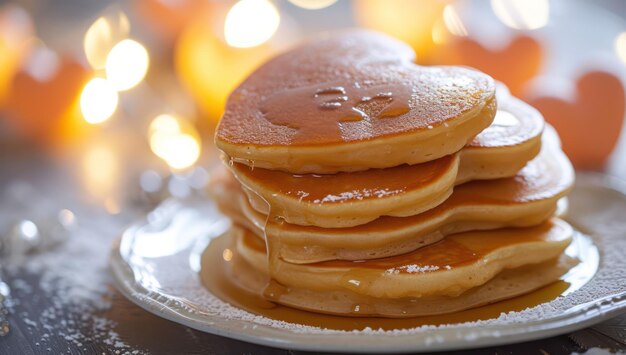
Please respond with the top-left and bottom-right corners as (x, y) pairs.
(385, 264), (451, 274)
(2, 181), (146, 354)
(312, 188), (404, 204)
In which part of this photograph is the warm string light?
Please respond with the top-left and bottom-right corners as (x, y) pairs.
(81, 141), (120, 202)
(288, 0), (337, 10)
(442, 4), (467, 37)
(83, 11), (129, 70)
(491, 0), (549, 30)
(23, 44), (60, 82)
(616, 32), (626, 65)
(353, 0), (449, 59)
(81, 10), (200, 181)
(431, 19), (448, 45)
(105, 39), (149, 91)
(80, 12), (149, 124)
(224, 0), (280, 48)
(148, 114), (201, 170)
(80, 78), (118, 124)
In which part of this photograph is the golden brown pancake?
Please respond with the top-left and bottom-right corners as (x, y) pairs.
(223, 231), (576, 317)
(229, 218), (573, 316)
(211, 126), (573, 263)
(228, 95), (544, 228)
(216, 30), (496, 173)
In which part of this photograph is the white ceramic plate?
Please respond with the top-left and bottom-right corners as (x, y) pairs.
(110, 173), (626, 353)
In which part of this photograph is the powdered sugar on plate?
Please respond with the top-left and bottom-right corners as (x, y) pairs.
(1, 180), (147, 354)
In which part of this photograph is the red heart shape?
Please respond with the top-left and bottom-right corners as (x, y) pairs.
(3, 53), (91, 143)
(528, 71), (625, 169)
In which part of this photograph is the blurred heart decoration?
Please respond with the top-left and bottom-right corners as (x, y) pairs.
(528, 71), (625, 170)
(2, 50), (92, 145)
(429, 35), (543, 97)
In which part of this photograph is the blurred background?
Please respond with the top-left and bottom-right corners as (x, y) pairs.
(0, 0), (625, 236)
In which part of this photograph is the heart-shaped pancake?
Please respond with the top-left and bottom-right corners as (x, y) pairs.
(211, 125), (572, 263)
(216, 30), (496, 173)
(216, 228), (579, 318)
(226, 95), (544, 228)
(230, 218), (573, 316)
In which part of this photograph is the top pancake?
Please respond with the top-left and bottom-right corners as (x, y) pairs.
(227, 94), (543, 228)
(216, 30), (496, 173)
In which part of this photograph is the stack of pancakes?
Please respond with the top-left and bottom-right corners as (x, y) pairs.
(209, 31), (576, 317)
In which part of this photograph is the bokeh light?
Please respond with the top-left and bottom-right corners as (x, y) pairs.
(224, 0), (280, 48)
(105, 39), (149, 91)
(149, 114), (201, 170)
(80, 78), (118, 124)
(81, 142), (120, 202)
(222, 248), (233, 261)
(431, 19), (448, 45)
(83, 11), (130, 70)
(104, 197), (121, 215)
(18, 220), (39, 240)
(140, 170), (163, 193)
(58, 209), (77, 229)
(288, 0), (338, 10)
(175, 20), (274, 118)
(151, 134), (200, 170)
(353, 0), (448, 58)
(148, 113), (179, 135)
(443, 4), (467, 37)
(491, 0), (549, 30)
(23, 45), (60, 82)
(615, 32), (626, 65)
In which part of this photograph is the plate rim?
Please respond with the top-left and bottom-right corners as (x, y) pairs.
(109, 173), (626, 353)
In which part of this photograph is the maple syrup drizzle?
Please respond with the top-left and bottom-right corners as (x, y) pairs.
(232, 154), (455, 204)
(199, 232), (596, 330)
(262, 211), (280, 301)
(234, 192), (288, 303)
(260, 83), (413, 143)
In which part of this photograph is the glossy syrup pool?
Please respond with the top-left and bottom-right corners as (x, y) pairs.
(198, 229), (599, 331)
(259, 82), (413, 144)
